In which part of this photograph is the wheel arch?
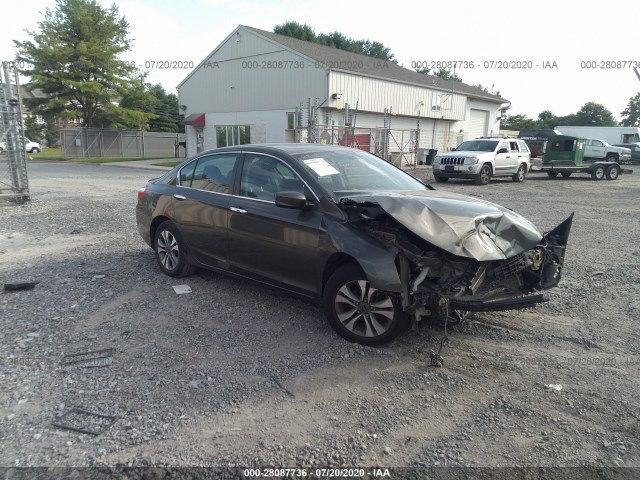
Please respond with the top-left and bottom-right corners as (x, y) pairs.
(321, 253), (362, 295)
(150, 215), (172, 248)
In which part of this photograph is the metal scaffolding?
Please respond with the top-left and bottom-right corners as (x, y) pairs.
(0, 61), (30, 203)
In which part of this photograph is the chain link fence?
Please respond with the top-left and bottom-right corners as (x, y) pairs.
(299, 124), (420, 167)
(61, 128), (186, 159)
(0, 62), (30, 203)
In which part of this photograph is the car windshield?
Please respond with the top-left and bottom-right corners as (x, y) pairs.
(456, 140), (499, 152)
(292, 149), (426, 197)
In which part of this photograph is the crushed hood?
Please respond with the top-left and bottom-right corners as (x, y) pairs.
(342, 190), (543, 261)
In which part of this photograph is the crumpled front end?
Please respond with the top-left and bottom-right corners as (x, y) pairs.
(339, 191), (573, 322)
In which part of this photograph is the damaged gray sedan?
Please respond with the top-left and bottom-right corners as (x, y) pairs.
(136, 144), (573, 346)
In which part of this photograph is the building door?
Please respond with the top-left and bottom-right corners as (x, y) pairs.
(469, 109), (489, 139)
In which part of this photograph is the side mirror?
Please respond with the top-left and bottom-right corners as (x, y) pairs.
(275, 191), (312, 210)
(449, 147), (456, 151)
(497, 148), (509, 154)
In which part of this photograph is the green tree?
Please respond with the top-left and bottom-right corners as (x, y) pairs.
(23, 115), (46, 143)
(274, 21), (316, 41)
(14, 0), (153, 128)
(472, 84), (490, 93)
(146, 84), (181, 132)
(274, 21), (396, 62)
(415, 67), (430, 75)
(432, 68), (462, 82)
(537, 110), (558, 129)
(44, 119), (60, 147)
(620, 93), (640, 127)
(501, 114), (539, 130)
(573, 102), (617, 126)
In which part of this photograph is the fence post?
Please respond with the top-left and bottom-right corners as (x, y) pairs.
(141, 129), (145, 158)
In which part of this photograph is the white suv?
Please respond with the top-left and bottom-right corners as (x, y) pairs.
(433, 138), (531, 185)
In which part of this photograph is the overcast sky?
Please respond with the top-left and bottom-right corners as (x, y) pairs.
(2, 0), (639, 121)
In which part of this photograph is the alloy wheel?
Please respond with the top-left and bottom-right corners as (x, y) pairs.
(157, 229), (179, 271)
(334, 280), (395, 338)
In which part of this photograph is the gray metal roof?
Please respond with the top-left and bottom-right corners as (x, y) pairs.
(245, 26), (506, 104)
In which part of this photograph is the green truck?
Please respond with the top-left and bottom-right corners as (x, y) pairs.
(536, 135), (632, 180)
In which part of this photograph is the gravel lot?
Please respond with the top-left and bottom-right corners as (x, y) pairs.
(1, 161), (639, 475)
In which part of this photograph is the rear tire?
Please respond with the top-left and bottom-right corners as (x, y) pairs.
(323, 263), (408, 346)
(512, 164), (526, 182)
(475, 164), (492, 185)
(547, 171), (559, 178)
(561, 172), (572, 178)
(605, 164), (620, 180)
(153, 221), (196, 277)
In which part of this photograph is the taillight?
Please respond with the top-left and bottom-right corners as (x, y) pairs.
(137, 187), (147, 202)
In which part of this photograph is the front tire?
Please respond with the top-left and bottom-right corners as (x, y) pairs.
(30, 147), (40, 153)
(561, 172), (572, 178)
(512, 164), (526, 182)
(591, 165), (605, 180)
(605, 154), (617, 163)
(323, 263), (408, 346)
(475, 164), (492, 185)
(153, 221), (196, 277)
(433, 174), (449, 183)
(547, 171), (559, 178)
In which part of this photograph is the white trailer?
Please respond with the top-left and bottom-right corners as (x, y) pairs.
(555, 126), (640, 145)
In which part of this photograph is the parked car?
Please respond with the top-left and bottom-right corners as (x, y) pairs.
(432, 138), (531, 185)
(613, 143), (640, 164)
(0, 138), (41, 153)
(136, 144), (573, 346)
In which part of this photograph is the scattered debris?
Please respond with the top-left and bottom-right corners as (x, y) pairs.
(544, 384), (563, 392)
(592, 271), (605, 276)
(69, 229), (81, 235)
(384, 447), (393, 455)
(61, 348), (113, 368)
(92, 274), (106, 280)
(172, 285), (192, 294)
(271, 375), (295, 397)
(52, 408), (117, 435)
(188, 379), (202, 389)
(4, 281), (40, 292)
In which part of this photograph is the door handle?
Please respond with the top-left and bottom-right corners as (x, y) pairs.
(230, 207), (247, 213)
(173, 194), (186, 200)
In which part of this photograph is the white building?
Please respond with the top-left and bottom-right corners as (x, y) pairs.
(177, 25), (507, 157)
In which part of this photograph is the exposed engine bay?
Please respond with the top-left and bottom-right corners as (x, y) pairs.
(339, 191), (573, 325)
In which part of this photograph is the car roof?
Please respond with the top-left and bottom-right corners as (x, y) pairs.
(470, 138), (517, 141)
(198, 143), (365, 157)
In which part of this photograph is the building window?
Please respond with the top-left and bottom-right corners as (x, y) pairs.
(216, 125), (250, 147)
(431, 93), (441, 111)
(287, 112), (297, 130)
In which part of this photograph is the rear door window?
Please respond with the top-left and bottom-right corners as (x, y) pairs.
(190, 154), (238, 193)
(517, 140), (530, 153)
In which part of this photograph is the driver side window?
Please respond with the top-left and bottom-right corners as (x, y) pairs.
(239, 155), (304, 202)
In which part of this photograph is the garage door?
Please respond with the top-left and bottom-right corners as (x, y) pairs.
(469, 109), (489, 139)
